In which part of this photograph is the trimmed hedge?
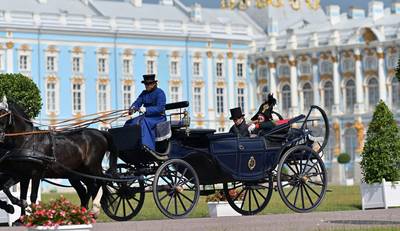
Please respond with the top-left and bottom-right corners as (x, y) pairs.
(0, 73), (42, 118)
(337, 153), (351, 164)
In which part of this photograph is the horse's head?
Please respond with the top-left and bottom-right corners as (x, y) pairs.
(0, 96), (11, 143)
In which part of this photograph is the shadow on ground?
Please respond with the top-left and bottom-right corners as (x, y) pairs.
(326, 220), (400, 225)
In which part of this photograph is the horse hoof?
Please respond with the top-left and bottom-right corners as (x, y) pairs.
(21, 200), (28, 208)
(6, 204), (14, 214)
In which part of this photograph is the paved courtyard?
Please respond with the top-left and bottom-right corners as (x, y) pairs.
(2, 208), (400, 231)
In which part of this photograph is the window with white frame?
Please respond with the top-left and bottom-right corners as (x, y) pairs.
(278, 64), (290, 76)
(46, 82), (56, 113)
(122, 84), (133, 109)
(170, 86), (180, 103)
(342, 57), (354, 72)
(258, 66), (268, 78)
(193, 62), (201, 76)
(364, 56), (377, 70)
(170, 60), (179, 76)
(282, 84), (291, 113)
(323, 81), (334, 113)
(392, 77), (400, 109)
(320, 60), (333, 74)
(98, 58), (107, 74)
(344, 128), (358, 161)
(216, 62), (223, 77)
(299, 61), (311, 75)
(19, 55), (28, 71)
(345, 79), (356, 113)
(387, 53), (398, 69)
(193, 87), (202, 114)
(123, 59), (132, 75)
(72, 56), (82, 73)
(147, 60), (155, 74)
(237, 63), (243, 78)
(216, 88), (225, 114)
(46, 56), (56, 72)
(367, 78), (379, 109)
(98, 83), (108, 112)
(237, 88), (245, 111)
(72, 83), (83, 113)
(303, 83), (313, 111)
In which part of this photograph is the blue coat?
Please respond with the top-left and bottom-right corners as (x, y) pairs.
(125, 87), (166, 150)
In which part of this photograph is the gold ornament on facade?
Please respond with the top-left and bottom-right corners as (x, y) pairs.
(331, 56), (337, 63)
(257, 59), (266, 65)
(237, 54), (245, 60)
(99, 47), (108, 55)
(72, 77), (84, 84)
(169, 79), (181, 86)
(206, 51), (213, 58)
(320, 74), (333, 81)
(311, 58), (319, 65)
(343, 72), (354, 79)
(47, 45), (57, 53)
(193, 80), (204, 87)
(278, 56), (288, 64)
(250, 63), (255, 70)
(377, 52), (384, 59)
(362, 28), (377, 45)
(147, 49), (157, 57)
(217, 53), (224, 60)
(216, 81), (225, 87)
(364, 48), (375, 56)
(72, 46), (82, 54)
(288, 59), (297, 66)
(123, 49), (132, 56)
(268, 62), (276, 69)
(388, 47), (397, 54)
(98, 78), (109, 85)
(342, 50), (352, 58)
(388, 69), (395, 76)
(305, 0), (320, 10)
(20, 44), (30, 51)
(218, 113), (225, 126)
(279, 77), (290, 82)
(46, 76), (58, 82)
(354, 119), (365, 153)
(123, 79), (134, 85)
(6, 41), (14, 49)
(354, 54), (362, 61)
(171, 51), (180, 58)
(299, 55), (309, 62)
(333, 120), (340, 156)
(289, 0), (300, 10)
(194, 51), (202, 59)
(300, 75), (311, 81)
(238, 81), (246, 88)
(227, 52), (233, 59)
(258, 79), (267, 85)
(364, 70), (378, 77)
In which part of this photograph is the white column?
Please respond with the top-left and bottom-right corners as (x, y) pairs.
(332, 54), (341, 115)
(311, 56), (320, 107)
(227, 52), (234, 109)
(6, 42), (14, 73)
(289, 55), (299, 116)
(377, 47), (387, 103)
(354, 48), (364, 114)
(206, 51), (215, 127)
(268, 57), (277, 97)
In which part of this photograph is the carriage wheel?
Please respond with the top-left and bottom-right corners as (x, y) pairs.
(153, 159), (200, 219)
(101, 164), (145, 221)
(302, 105), (329, 154)
(222, 174), (273, 216)
(277, 145), (327, 213)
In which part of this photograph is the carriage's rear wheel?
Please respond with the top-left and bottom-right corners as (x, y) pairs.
(101, 164), (145, 221)
(222, 174), (273, 216)
(277, 145), (327, 213)
(153, 159), (200, 219)
(302, 105), (329, 154)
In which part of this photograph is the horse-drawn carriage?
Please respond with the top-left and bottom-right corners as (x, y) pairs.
(101, 101), (329, 220)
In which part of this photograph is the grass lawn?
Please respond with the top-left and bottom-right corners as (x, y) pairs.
(41, 185), (362, 222)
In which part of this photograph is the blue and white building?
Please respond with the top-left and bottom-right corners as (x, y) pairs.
(0, 0), (399, 184)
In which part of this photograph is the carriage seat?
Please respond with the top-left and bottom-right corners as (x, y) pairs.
(262, 114), (306, 146)
(155, 121), (171, 142)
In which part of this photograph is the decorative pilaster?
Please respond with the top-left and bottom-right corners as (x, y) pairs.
(311, 55), (320, 107)
(354, 48), (364, 114)
(332, 53), (341, 115)
(268, 57), (277, 97)
(6, 41), (14, 73)
(377, 47), (387, 103)
(289, 55), (299, 116)
(354, 117), (365, 154)
(333, 119), (341, 156)
(206, 51), (215, 128)
(227, 52), (234, 109)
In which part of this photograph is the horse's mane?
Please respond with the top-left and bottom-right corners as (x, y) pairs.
(8, 100), (33, 127)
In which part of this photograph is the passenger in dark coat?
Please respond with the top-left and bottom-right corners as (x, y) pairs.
(248, 113), (275, 137)
(125, 74), (166, 150)
(228, 107), (249, 137)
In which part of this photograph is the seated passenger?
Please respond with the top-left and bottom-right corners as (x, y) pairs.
(125, 74), (166, 151)
(250, 93), (277, 122)
(248, 113), (275, 137)
(228, 107), (249, 137)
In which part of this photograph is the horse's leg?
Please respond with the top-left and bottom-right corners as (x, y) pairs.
(19, 178), (30, 216)
(29, 177), (41, 204)
(2, 178), (26, 208)
(69, 179), (89, 208)
(91, 185), (102, 218)
(0, 175), (15, 214)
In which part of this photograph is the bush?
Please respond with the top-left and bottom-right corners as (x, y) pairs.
(0, 73), (42, 118)
(360, 100), (400, 184)
(337, 153), (351, 164)
(205, 190), (244, 202)
(21, 196), (96, 227)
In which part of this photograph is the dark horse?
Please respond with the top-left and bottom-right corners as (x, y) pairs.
(0, 96), (117, 217)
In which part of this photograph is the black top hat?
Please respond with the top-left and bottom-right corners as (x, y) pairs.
(229, 107), (245, 120)
(141, 74), (158, 84)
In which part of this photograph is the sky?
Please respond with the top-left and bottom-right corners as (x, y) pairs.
(145, 0), (397, 11)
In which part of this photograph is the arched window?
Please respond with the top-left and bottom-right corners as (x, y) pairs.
(392, 77), (400, 110)
(323, 81), (334, 113)
(344, 128), (358, 161)
(278, 64), (290, 76)
(368, 78), (379, 109)
(320, 60), (333, 74)
(282, 84), (291, 113)
(261, 85), (269, 102)
(303, 83), (313, 111)
(364, 56), (377, 70)
(345, 79), (356, 113)
(342, 57), (354, 72)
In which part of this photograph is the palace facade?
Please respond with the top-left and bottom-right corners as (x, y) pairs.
(0, 0), (399, 184)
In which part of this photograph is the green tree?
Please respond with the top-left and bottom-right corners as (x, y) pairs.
(360, 100), (400, 184)
(0, 73), (42, 118)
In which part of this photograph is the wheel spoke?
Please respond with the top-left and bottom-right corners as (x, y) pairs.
(122, 198), (126, 217)
(126, 198), (135, 212)
(300, 183), (305, 209)
(165, 194), (173, 211)
(234, 188), (245, 201)
(177, 192), (187, 212)
(285, 185), (296, 198)
(293, 185), (300, 207)
(255, 188), (266, 200)
(159, 192), (170, 202)
(174, 193), (178, 215)
(304, 182), (321, 197)
(177, 168), (188, 185)
(302, 184), (314, 206)
(240, 190), (248, 210)
(251, 189), (260, 209)
(114, 197), (122, 216)
(178, 192), (194, 204)
(308, 180), (324, 187)
(248, 188), (252, 211)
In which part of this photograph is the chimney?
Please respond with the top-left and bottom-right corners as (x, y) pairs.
(392, 2), (400, 14)
(131, 0), (142, 7)
(368, 1), (384, 20)
(191, 3), (202, 22)
(349, 7), (365, 19)
(267, 18), (278, 36)
(326, 5), (341, 25)
(160, 0), (173, 6)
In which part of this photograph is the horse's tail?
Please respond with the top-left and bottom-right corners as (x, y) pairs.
(100, 131), (118, 172)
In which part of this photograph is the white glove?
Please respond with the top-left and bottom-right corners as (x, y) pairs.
(139, 106), (146, 113)
(248, 124), (256, 133)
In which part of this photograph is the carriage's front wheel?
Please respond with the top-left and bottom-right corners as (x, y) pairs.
(277, 145), (327, 213)
(101, 164), (145, 221)
(223, 174), (273, 216)
(153, 159), (200, 219)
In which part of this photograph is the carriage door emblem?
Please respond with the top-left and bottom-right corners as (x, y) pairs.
(248, 156), (256, 171)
